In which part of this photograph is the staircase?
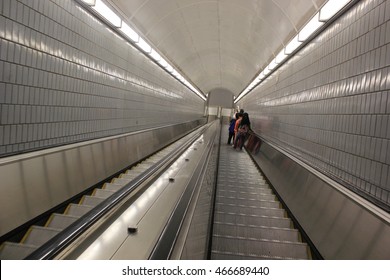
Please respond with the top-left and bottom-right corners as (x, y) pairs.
(0, 150), (170, 260)
(211, 139), (311, 260)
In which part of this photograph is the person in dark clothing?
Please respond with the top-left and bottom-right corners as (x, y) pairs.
(227, 113), (238, 145)
(233, 112), (251, 150)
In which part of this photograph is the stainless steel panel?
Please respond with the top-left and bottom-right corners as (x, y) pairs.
(0, 119), (205, 237)
(248, 136), (390, 259)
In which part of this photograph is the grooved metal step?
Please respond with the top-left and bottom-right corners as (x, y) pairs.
(45, 214), (79, 230)
(217, 193), (277, 201)
(219, 188), (273, 195)
(211, 127), (311, 260)
(65, 204), (94, 217)
(111, 178), (133, 184)
(119, 173), (138, 180)
(218, 190), (276, 201)
(80, 195), (106, 207)
(0, 242), (38, 260)
(217, 197), (281, 208)
(215, 204), (286, 217)
(22, 226), (61, 246)
(211, 252), (299, 260)
(102, 182), (126, 192)
(216, 182), (271, 190)
(212, 236), (310, 259)
(214, 212), (293, 228)
(213, 223), (300, 242)
(93, 189), (116, 199)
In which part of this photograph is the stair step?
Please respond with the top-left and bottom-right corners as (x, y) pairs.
(211, 251), (300, 260)
(103, 182), (125, 192)
(22, 226), (61, 246)
(93, 189), (116, 199)
(217, 193), (277, 201)
(65, 203), (94, 217)
(218, 177), (266, 185)
(111, 178), (133, 184)
(215, 204), (285, 218)
(217, 197), (281, 208)
(45, 214), (79, 230)
(212, 236), (310, 259)
(119, 173), (137, 180)
(218, 188), (273, 195)
(80, 195), (105, 207)
(213, 223), (300, 242)
(0, 242), (38, 260)
(135, 163), (153, 169)
(217, 183), (271, 191)
(214, 212), (293, 229)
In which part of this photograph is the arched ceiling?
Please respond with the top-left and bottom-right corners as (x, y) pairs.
(108, 0), (327, 96)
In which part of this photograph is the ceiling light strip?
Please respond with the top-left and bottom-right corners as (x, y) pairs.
(234, 0), (353, 104)
(79, 0), (206, 101)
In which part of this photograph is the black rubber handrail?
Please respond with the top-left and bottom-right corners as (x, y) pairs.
(25, 124), (210, 260)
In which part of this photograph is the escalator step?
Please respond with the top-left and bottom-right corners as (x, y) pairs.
(0, 242), (38, 260)
(80, 195), (105, 207)
(218, 188), (273, 196)
(216, 197), (281, 208)
(45, 214), (79, 230)
(93, 188), (116, 199)
(212, 236), (309, 259)
(102, 182), (125, 192)
(214, 212), (293, 229)
(65, 203), (94, 217)
(215, 204), (285, 218)
(217, 193), (277, 201)
(211, 252), (298, 260)
(213, 223), (300, 242)
(21, 226), (61, 246)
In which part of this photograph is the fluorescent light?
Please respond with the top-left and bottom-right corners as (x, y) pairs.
(149, 49), (162, 62)
(268, 59), (278, 70)
(320, 0), (351, 21)
(80, 0), (205, 101)
(174, 72), (181, 78)
(92, 0), (121, 28)
(80, 0), (96, 5)
(119, 22), (139, 42)
(298, 13), (324, 41)
(285, 35), (302, 54)
(136, 37), (152, 53)
(254, 76), (262, 83)
(165, 64), (174, 73)
(157, 57), (168, 68)
(275, 49), (287, 64)
(263, 67), (271, 76)
(258, 72), (265, 80)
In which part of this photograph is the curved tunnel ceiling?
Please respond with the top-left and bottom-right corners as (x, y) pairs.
(108, 0), (327, 96)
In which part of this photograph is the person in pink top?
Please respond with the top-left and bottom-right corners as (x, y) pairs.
(233, 113), (243, 146)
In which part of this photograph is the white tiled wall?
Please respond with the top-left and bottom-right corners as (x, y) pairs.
(240, 0), (390, 208)
(0, 0), (204, 156)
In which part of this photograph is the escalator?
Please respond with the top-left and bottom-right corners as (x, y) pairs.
(0, 123), (209, 260)
(1, 122), (313, 260)
(210, 128), (311, 260)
